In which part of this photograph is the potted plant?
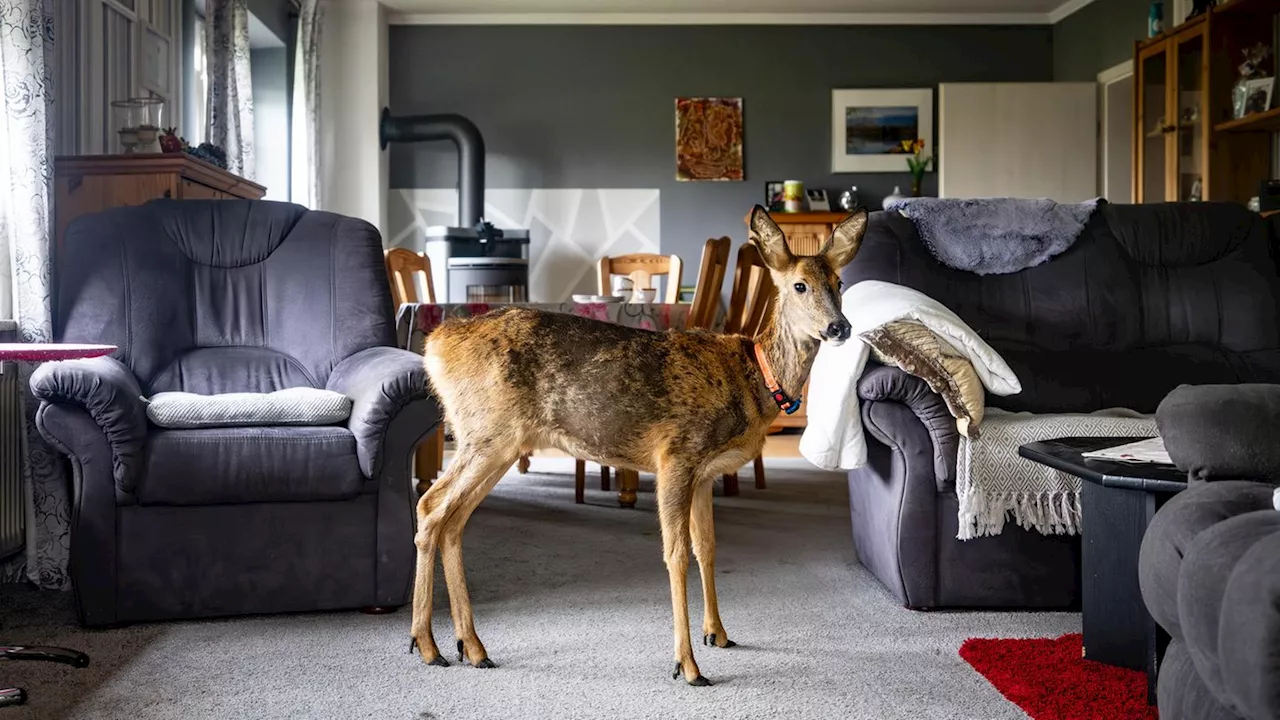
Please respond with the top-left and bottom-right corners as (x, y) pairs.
(902, 138), (932, 197)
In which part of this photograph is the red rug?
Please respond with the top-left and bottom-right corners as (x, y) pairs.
(960, 633), (1158, 720)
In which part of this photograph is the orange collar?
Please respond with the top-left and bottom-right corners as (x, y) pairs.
(753, 343), (801, 415)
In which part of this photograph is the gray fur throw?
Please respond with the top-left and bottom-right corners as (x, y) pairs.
(885, 196), (1102, 275)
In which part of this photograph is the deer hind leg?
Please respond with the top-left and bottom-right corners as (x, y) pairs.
(656, 466), (710, 686)
(690, 480), (734, 649)
(410, 440), (510, 667)
(437, 445), (517, 668)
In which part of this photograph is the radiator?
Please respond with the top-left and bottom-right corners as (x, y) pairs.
(0, 362), (23, 560)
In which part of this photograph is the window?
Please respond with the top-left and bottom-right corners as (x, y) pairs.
(191, 13), (208, 145)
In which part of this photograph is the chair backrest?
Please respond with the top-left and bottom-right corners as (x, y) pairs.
(384, 248), (436, 309)
(597, 253), (684, 303)
(725, 242), (774, 338)
(55, 199), (396, 395)
(687, 237), (731, 330)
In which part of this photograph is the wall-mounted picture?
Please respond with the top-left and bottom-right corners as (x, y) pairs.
(675, 97), (745, 182)
(831, 88), (934, 173)
(765, 180), (785, 211)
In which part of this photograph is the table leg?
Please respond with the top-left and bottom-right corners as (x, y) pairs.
(617, 470), (639, 508)
(1080, 482), (1171, 704)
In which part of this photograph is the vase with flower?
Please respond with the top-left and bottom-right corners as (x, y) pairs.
(902, 138), (932, 197)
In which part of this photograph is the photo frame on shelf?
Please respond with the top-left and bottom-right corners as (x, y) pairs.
(806, 189), (830, 211)
(830, 88), (933, 173)
(1243, 77), (1275, 116)
(765, 180), (785, 211)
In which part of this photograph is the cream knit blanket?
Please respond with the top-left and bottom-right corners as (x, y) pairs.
(956, 407), (1159, 540)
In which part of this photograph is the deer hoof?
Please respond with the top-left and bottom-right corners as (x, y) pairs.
(689, 676), (713, 687)
(427, 655), (450, 667)
(702, 633), (737, 648)
(474, 658), (497, 669)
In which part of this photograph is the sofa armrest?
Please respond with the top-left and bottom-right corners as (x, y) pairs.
(29, 355), (147, 489)
(327, 345), (434, 478)
(858, 364), (960, 492)
(1156, 383), (1280, 483)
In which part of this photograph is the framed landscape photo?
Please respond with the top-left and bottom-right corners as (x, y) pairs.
(831, 88), (933, 173)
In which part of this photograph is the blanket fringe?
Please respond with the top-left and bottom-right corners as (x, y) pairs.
(957, 488), (1082, 541)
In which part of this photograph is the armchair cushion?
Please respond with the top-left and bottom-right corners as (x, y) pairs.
(144, 387), (352, 429)
(325, 346), (431, 478)
(1157, 383), (1280, 482)
(30, 355), (147, 488)
(138, 426), (364, 505)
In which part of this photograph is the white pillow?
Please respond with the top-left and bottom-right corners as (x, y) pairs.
(144, 387), (352, 429)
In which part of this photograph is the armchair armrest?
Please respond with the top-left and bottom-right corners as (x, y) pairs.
(29, 355), (147, 488)
(1157, 383), (1280, 483)
(327, 346), (434, 478)
(857, 364), (960, 492)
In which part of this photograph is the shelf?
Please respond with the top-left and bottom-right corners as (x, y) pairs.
(1214, 107), (1280, 133)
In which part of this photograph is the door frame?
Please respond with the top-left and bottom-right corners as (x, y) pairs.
(1098, 59), (1135, 202)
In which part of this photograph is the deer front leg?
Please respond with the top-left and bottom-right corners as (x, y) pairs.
(656, 473), (709, 686)
(411, 488), (449, 666)
(690, 480), (734, 649)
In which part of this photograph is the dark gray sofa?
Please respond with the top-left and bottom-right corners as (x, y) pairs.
(30, 199), (439, 627)
(839, 202), (1280, 608)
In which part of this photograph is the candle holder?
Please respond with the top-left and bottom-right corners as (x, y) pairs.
(111, 100), (143, 154)
(132, 97), (166, 153)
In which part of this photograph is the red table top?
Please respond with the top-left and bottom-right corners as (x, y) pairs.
(0, 343), (118, 362)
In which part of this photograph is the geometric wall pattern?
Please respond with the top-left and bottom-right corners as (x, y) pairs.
(387, 188), (661, 303)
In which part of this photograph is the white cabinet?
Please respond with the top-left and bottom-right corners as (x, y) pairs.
(938, 82), (1098, 202)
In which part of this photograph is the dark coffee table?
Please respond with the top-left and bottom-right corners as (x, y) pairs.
(1018, 436), (1188, 705)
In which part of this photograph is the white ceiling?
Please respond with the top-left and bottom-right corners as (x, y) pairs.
(383, 0), (1092, 24)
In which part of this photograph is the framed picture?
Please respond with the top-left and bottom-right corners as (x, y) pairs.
(1244, 77), (1275, 116)
(830, 88), (933, 173)
(765, 181), (785, 211)
(806, 189), (830, 212)
(675, 97), (745, 182)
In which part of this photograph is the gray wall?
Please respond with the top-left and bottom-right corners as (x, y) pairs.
(1054, 0), (1152, 81)
(387, 25), (1054, 266)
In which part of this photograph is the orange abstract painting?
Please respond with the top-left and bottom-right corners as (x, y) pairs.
(675, 97), (744, 182)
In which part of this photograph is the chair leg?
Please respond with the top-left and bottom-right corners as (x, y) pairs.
(617, 469), (639, 508)
(518, 454), (531, 474)
(753, 455), (766, 489)
(600, 465), (611, 491)
(722, 472), (740, 496)
(414, 430), (439, 495)
(574, 458), (586, 503)
(433, 428), (446, 477)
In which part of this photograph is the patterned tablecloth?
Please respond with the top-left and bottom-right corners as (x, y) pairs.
(395, 302), (707, 354)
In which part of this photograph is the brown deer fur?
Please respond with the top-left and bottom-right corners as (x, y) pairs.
(410, 205), (868, 685)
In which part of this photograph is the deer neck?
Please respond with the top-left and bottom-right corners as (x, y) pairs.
(755, 309), (819, 402)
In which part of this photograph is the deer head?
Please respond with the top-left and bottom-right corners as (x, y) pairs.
(747, 205), (867, 346)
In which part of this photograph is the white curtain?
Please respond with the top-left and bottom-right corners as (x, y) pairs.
(290, 0), (322, 208)
(0, 0), (68, 590)
(205, 0), (255, 179)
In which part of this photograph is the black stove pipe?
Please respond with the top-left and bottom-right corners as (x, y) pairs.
(379, 107), (485, 227)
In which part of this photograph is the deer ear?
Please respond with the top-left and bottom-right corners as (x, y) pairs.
(819, 208), (868, 270)
(748, 205), (793, 270)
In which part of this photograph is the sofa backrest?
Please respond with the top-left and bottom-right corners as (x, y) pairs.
(841, 202), (1280, 414)
(57, 199), (396, 396)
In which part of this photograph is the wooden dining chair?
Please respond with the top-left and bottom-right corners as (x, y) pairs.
(688, 237), (732, 331)
(384, 248), (445, 494)
(721, 241), (777, 496)
(597, 253), (684, 303)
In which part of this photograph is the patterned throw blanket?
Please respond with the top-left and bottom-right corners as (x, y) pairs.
(956, 408), (1159, 540)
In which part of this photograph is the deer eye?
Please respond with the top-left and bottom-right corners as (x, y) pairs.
(793, 282), (807, 294)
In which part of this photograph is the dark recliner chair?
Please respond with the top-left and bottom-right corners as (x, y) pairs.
(30, 199), (439, 627)
(840, 202), (1280, 609)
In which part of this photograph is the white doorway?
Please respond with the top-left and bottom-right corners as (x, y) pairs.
(1098, 60), (1135, 203)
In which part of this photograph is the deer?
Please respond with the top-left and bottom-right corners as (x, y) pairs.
(409, 205), (867, 686)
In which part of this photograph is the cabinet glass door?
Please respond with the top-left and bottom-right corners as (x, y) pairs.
(1137, 43), (1171, 203)
(1173, 28), (1208, 202)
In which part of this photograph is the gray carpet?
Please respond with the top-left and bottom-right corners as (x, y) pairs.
(1, 458), (1078, 720)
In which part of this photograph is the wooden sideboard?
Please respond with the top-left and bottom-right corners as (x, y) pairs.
(53, 153), (265, 262)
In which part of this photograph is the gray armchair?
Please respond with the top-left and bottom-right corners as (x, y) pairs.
(30, 199), (439, 627)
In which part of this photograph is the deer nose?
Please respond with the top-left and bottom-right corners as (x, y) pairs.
(825, 319), (851, 342)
